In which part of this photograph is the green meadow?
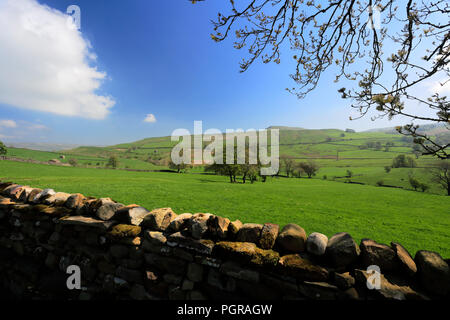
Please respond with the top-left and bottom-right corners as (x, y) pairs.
(5, 128), (446, 194)
(1, 160), (449, 258)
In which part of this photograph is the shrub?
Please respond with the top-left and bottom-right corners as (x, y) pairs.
(384, 166), (391, 173)
(376, 180), (384, 186)
(323, 175), (327, 180)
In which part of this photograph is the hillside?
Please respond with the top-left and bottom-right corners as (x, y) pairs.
(3, 127), (448, 194)
(62, 127), (439, 166)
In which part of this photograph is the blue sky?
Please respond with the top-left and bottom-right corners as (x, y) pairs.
(0, 0), (442, 146)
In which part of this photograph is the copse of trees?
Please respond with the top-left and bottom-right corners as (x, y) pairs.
(205, 161), (241, 184)
(204, 147), (272, 184)
(392, 155), (417, 168)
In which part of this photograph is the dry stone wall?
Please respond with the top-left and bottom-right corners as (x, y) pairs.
(0, 181), (449, 300)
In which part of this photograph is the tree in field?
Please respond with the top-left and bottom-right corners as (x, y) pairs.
(244, 164), (260, 184)
(169, 160), (191, 173)
(205, 150), (241, 183)
(384, 166), (391, 173)
(408, 175), (421, 191)
(0, 141), (7, 156)
(107, 155), (119, 169)
(392, 154), (416, 168)
(299, 161), (319, 178)
(205, 162), (241, 183)
(201, 0), (449, 158)
(432, 161), (450, 196)
(280, 154), (295, 177)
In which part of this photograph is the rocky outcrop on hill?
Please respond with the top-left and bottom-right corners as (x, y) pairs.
(0, 181), (449, 300)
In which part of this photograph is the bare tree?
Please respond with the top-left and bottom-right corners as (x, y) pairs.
(432, 160), (450, 195)
(201, 0), (449, 158)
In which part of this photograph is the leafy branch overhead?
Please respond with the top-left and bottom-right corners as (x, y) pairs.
(200, 0), (450, 158)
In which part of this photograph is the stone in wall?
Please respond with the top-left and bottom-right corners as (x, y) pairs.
(0, 180), (449, 301)
(414, 250), (450, 296)
(326, 232), (360, 269)
(360, 239), (399, 272)
(306, 232), (328, 256)
(142, 208), (177, 231)
(259, 223), (279, 250)
(276, 223), (307, 253)
(236, 223), (263, 244)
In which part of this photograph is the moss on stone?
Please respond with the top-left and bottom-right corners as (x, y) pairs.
(108, 224), (142, 239)
(214, 241), (279, 268)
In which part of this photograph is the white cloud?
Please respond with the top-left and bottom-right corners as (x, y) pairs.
(428, 78), (450, 96)
(144, 113), (157, 123)
(0, 119), (17, 128)
(0, 0), (115, 119)
(26, 123), (48, 130)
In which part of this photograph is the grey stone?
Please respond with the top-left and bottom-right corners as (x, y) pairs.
(189, 213), (212, 239)
(96, 202), (124, 221)
(306, 232), (328, 256)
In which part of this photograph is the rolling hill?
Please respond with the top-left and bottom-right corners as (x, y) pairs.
(2, 126), (448, 194)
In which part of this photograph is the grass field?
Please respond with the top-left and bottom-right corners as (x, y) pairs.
(5, 128), (447, 195)
(1, 160), (449, 258)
